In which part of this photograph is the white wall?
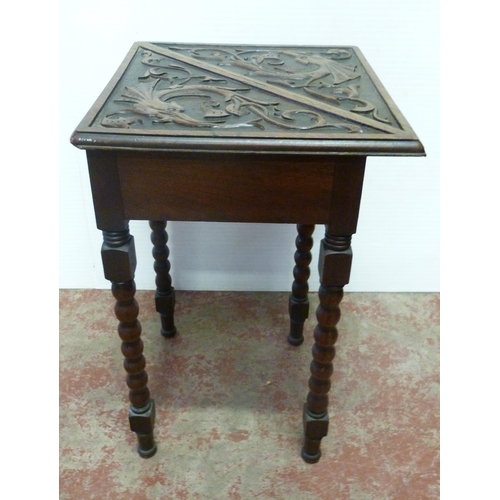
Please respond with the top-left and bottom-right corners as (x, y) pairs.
(59, 0), (439, 292)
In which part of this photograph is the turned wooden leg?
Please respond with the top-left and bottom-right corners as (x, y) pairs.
(288, 224), (315, 346)
(302, 231), (352, 463)
(150, 221), (177, 338)
(102, 228), (157, 458)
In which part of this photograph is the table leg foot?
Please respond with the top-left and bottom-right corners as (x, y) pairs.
(150, 221), (177, 338)
(301, 445), (322, 464)
(137, 437), (157, 458)
(302, 404), (329, 463)
(160, 324), (177, 339)
(157, 290), (177, 338)
(129, 400), (157, 458)
(288, 318), (306, 346)
(288, 224), (314, 346)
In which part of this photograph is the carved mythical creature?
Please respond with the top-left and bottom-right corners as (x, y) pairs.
(247, 50), (360, 87)
(187, 48), (360, 87)
(101, 78), (361, 132)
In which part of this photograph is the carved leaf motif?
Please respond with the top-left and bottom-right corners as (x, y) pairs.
(351, 101), (374, 113)
(281, 109), (328, 128)
(101, 115), (143, 129)
(304, 83), (389, 124)
(141, 51), (164, 65)
(225, 97), (249, 117)
(323, 48), (351, 59)
(201, 99), (231, 118)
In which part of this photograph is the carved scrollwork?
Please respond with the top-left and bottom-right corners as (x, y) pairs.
(99, 46), (393, 132)
(179, 47), (389, 123)
(101, 55), (362, 132)
(181, 47), (358, 86)
(304, 83), (390, 123)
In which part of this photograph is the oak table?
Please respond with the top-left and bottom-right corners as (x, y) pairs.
(70, 42), (424, 463)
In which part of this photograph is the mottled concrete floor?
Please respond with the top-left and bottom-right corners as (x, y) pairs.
(60, 290), (439, 499)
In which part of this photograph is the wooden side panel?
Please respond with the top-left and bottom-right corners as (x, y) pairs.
(117, 152), (335, 224)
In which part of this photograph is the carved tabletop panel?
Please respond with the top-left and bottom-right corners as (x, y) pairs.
(71, 42), (424, 155)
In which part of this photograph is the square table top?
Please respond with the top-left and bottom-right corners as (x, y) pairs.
(71, 42), (424, 156)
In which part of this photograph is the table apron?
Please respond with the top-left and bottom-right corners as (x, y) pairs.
(116, 152), (337, 224)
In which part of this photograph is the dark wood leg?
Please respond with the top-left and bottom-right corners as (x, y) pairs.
(288, 224), (315, 346)
(302, 231), (352, 463)
(102, 228), (157, 458)
(149, 221), (177, 338)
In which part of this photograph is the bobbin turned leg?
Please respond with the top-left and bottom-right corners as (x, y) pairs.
(302, 231), (352, 463)
(288, 224), (315, 346)
(150, 221), (176, 338)
(102, 227), (157, 458)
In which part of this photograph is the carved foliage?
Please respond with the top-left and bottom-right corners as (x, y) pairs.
(98, 45), (395, 134)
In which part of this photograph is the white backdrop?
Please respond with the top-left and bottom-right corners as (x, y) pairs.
(59, 0), (439, 292)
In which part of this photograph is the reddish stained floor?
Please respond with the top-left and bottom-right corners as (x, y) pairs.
(60, 290), (439, 499)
